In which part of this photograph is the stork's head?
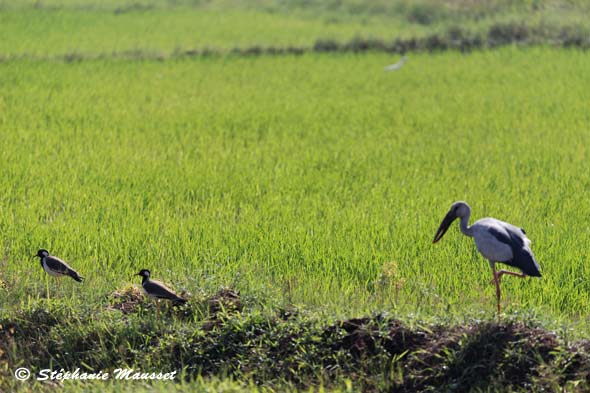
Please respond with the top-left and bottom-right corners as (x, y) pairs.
(432, 201), (471, 243)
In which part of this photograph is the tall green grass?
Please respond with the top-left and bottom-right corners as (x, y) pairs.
(1, 47), (590, 323)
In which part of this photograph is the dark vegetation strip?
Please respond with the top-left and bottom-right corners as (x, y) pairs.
(4, 0), (590, 23)
(1, 288), (589, 391)
(1, 23), (589, 64)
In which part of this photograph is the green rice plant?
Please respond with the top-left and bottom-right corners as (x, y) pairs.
(1, 47), (590, 322)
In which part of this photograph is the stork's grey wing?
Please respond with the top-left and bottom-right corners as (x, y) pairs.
(487, 226), (523, 248)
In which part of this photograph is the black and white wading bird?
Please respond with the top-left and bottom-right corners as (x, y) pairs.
(432, 201), (541, 314)
(34, 249), (84, 282)
(137, 269), (186, 315)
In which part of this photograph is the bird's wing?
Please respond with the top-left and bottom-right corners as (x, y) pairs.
(45, 256), (84, 281)
(473, 222), (513, 262)
(144, 280), (182, 300)
(501, 222), (532, 246)
(45, 256), (74, 274)
(487, 222), (541, 276)
(487, 224), (522, 247)
(518, 227), (531, 246)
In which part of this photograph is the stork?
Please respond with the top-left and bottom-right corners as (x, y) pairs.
(432, 201), (541, 314)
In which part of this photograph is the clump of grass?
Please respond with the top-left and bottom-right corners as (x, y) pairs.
(488, 22), (531, 46)
(313, 39), (341, 53)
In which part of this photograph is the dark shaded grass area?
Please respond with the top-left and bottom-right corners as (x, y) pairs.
(1, 291), (589, 391)
(1, 22), (589, 63)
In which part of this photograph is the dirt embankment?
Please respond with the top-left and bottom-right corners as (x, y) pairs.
(1, 290), (590, 391)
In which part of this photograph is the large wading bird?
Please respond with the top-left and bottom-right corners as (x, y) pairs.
(432, 201), (541, 314)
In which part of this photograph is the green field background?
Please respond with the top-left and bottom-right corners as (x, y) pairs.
(2, 47), (590, 323)
(3, 1), (590, 390)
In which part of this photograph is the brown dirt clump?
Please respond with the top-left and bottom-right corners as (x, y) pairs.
(208, 288), (242, 315)
(202, 288), (243, 331)
(106, 286), (144, 314)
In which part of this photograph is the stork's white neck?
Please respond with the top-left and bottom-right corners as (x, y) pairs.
(459, 211), (473, 237)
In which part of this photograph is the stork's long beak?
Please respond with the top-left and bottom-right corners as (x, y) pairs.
(433, 210), (457, 243)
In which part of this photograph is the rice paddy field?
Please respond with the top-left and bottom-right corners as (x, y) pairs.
(2, 1), (590, 392)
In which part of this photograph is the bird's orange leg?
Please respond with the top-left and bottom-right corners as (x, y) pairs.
(489, 269), (527, 315)
(495, 270), (527, 284)
(489, 270), (527, 285)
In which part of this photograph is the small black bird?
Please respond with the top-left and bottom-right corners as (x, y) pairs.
(34, 249), (84, 282)
(137, 269), (186, 304)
